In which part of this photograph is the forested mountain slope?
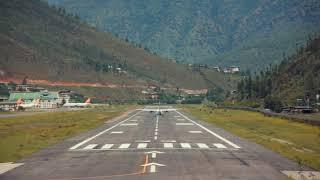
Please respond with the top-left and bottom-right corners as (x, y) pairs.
(237, 36), (320, 106)
(0, 0), (232, 91)
(47, 0), (320, 70)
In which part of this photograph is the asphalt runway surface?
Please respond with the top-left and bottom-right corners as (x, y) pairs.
(0, 106), (315, 180)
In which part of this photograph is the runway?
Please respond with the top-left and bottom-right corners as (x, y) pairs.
(0, 106), (314, 180)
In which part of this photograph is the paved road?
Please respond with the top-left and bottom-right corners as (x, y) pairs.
(0, 106), (314, 180)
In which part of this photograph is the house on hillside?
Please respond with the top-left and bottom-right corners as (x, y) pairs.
(212, 67), (221, 72)
(223, 66), (240, 74)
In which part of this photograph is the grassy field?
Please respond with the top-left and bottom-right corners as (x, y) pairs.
(182, 105), (320, 170)
(0, 105), (135, 163)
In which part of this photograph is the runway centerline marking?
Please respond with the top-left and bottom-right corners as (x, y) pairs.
(175, 110), (241, 149)
(69, 111), (141, 150)
(154, 115), (159, 140)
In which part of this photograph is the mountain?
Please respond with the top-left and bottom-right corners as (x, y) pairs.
(0, 0), (236, 100)
(268, 36), (320, 104)
(46, 0), (320, 70)
(237, 35), (320, 106)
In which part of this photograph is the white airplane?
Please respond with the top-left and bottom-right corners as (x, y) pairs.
(63, 98), (92, 108)
(17, 99), (40, 109)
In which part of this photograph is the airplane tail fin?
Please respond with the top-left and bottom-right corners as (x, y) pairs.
(85, 98), (91, 104)
(16, 98), (24, 105)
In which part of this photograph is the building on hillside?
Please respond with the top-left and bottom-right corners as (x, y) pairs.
(15, 85), (47, 92)
(223, 66), (240, 74)
(230, 66), (240, 73)
(212, 67), (221, 72)
(9, 91), (61, 109)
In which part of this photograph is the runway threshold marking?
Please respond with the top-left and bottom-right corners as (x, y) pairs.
(213, 143), (227, 149)
(175, 110), (241, 149)
(137, 143), (148, 149)
(83, 144), (98, 150)
(197, 143), (209, 149)
(118, 143), (131, 149)
(164, 143), (174, 148)
(180, 143), (192, 149)
(101, 144), (114, 149)
(69, 111), (141, 150)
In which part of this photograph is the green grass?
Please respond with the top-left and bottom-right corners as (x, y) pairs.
(182, 105), (320, 170)
(0, 105), (135, 162)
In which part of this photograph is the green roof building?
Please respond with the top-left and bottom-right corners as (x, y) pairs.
(9, 92), (60, 109)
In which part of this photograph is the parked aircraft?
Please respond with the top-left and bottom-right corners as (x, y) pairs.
(63, 98), (91, 108)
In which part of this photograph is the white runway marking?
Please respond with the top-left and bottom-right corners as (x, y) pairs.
(213, 143), (227, 149)
(120, 123), (138, 126)
(176, 123), (194, 126)
(175, 111), (241, 149)
(101, 144), (114, 149)
(69, 111), (141, 150)
(282, 171), (320, 180)
(161, 140), (176, 143)
(189, 131), (203, 134)
(174, 116), (181, 118)
(197, 143), (209, 149)
(164, 143), (174, 148)
(137, 143), (148, 149)
(118, 143), (131, 149)
(154, 115), (159, 140)
(0, 162), (24, 175)
(136, 140), (151, 143)
(110, 131), (123, 134)
(83, 144), (98, 150)
(150, 165), (156, 173)
(176, 119), (185, 121)
(180, 143), (192, 149)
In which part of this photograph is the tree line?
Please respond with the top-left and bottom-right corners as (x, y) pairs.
(236, 34), (320, 112)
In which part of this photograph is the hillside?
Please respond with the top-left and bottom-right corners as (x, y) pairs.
(47, 0), (320, 70)
(270, 36), (320, 104)
(0, 0), (234, 96)
(237, 35), (320, 106)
